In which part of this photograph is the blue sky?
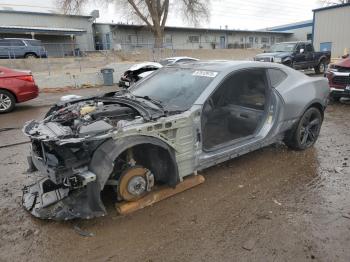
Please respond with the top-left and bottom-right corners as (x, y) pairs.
(0, 0), (324, 29)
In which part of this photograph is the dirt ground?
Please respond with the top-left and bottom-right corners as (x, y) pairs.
(0, 87), (349, 262)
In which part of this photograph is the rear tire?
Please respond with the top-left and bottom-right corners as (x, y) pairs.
(0, 90), (16, 113)
(314, 60), (326, 74)
(284, 107), (322, 150)
(24, 53), (37, 59)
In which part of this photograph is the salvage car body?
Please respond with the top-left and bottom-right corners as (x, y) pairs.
(23, 61), (329, 220)
(118, 57), (198, 88)
(326, 56), (350, 100)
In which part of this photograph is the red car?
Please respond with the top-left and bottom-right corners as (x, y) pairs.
(0, 66), (38, 113)
(326, 56), (350, 101)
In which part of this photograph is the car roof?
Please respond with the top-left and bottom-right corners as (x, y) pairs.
(2, 38), (39, 41)
(275, 41), (310, 44)
(166, 60), (261, 71)
(163, 56), (199, 61)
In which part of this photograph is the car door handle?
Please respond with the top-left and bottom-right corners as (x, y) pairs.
(240, 113), (249, 119)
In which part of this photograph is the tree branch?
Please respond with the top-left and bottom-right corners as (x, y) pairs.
(127, 0), (153, 28)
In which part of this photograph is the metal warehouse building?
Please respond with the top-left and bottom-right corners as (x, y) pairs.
(0, 10), (96, 56)
(265, 20), (313, 42)
(313, 3), (350, 58)
(94, 23), (291, 50)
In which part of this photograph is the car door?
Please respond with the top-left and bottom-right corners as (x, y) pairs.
(197, 67), (283, 169)
(10, 39), (26, 58)
(201, 68), (270, 149)
(305, 43), (315, 67)
(294, 43), (306, 69)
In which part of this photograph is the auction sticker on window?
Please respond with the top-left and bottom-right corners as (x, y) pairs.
(192, 71), (218, 78)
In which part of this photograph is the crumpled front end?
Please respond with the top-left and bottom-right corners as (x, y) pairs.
(22, 138), (107, 220)
(21, 93), (153, 220)
(22, 175), (105, 220)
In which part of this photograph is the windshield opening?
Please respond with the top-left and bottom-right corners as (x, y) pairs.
(130, 67), (217, 111)
(270, 43), (296, 52)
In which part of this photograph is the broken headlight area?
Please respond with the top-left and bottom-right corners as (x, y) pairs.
(22, 173), (105, 220)
(23, 140), (104, 220)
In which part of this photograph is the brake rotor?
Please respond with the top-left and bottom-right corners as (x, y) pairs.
(118, 166), (153, 202)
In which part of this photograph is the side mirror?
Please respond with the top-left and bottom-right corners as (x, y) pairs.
(300, 48), (304, 54)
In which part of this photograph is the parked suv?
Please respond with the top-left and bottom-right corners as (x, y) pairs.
(0, 38), (47, 59)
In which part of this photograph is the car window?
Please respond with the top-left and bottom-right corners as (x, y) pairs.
(0, 40), (12, 46)
(177, 59), (197, 63)
(25, 40), (42, 46)
(296, 43), (305, 52)
(10, 40), (25, 46)
(306, 44), (313, 52)
(211, 68), (267, 110)
(131, 67), (217, 111)
(268, 68), (287, 87)
(159, 59), (175, 65)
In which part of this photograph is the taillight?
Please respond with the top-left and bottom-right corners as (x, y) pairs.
(16, 75), (34, 82)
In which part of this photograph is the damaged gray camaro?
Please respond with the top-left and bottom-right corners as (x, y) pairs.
(22, 61), (330, 220)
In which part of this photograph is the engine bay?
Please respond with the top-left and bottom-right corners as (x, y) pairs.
(24, 98), (142, 141)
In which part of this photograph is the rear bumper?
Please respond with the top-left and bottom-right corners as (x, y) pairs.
(16, 85), (39, 103)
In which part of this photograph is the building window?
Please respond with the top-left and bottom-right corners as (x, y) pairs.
(127, 35), (132, 43)
(240, 37), (244, 42)
(188, 35), (199, 43)
(276, 37), (282, 43)
(307, 33), (312, 41)
(255, 37), (258, 43)
(249, 36), (254, 43)
(261, 37), (269, 43)
(165, 34), (172, 43)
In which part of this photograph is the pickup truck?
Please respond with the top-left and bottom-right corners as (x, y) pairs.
(254, 41), (331, 74)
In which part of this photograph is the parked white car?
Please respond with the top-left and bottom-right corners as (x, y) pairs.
(119, 56), (199, 88)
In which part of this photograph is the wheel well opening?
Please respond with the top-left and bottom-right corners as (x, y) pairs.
(25, 52), (37, 57)
(0, 88), (17, 102)
(113, 143), (179, 187)
(307, 102), (324, 119)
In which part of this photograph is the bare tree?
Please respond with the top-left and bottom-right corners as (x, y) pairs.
(57, 0), (210, 47)
(322, 0), (350, 5)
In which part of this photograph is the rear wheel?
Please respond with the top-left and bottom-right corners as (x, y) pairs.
(314, 60), (326, 74)
(284, 107), (322, 150)
(0, 90), (16, 113)
(24, 53), (37, 59)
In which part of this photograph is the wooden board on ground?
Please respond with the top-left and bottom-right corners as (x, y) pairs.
(116, 174), (205, 215)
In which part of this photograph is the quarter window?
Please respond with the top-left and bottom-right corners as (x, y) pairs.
(10, 40), (25, 46)
(0, 39), (12, 46)
(268, 68), (287, 87)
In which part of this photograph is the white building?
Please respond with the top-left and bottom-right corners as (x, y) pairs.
(94, 23), (292, 50)
(0, 10), (97, 56)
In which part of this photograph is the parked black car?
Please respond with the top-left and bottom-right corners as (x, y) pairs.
(254, 41), (331, 74)
(0, 38), (47, 59)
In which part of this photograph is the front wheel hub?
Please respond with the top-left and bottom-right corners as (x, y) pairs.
(118, 166), (154, 201)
